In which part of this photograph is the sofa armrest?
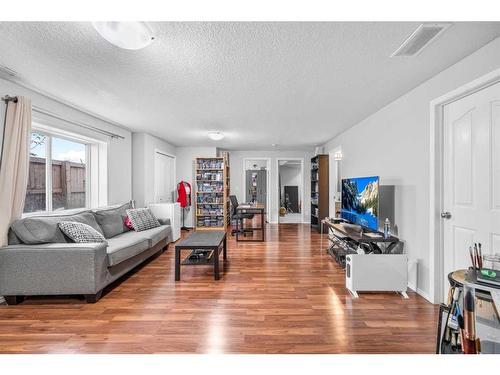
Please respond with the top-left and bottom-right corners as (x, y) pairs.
(0, 242), (108, 296)
(158, 218), (171, 225)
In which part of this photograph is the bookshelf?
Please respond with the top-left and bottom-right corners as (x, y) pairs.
(195, 156), (230, 230)
(310, 154), (329, 233)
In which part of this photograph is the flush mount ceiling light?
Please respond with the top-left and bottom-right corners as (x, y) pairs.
(92, 22), (155, 50)
(208, 131), (224, 141)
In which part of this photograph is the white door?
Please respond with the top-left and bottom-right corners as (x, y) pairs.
(442, 82), (500, 298)
(154, 152), (175, 203)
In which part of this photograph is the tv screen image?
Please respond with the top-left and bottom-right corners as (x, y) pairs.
(341, 176), (379, 231)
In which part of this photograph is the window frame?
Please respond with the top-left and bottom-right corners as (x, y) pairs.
(24, 123), (103, 216)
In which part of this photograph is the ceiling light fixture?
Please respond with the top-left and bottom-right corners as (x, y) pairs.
(208, 131), (224, 141)
(92, 22), (155, 50)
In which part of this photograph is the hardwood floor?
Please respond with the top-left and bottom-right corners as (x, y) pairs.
(0, 223), (438, 354)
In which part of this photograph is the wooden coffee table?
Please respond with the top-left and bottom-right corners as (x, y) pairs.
(174, 230), (227, 281)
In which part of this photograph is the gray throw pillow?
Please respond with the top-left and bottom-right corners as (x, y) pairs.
(93, 202), (132, 238)
(58, 221), (107, 243)
(126, 208), (160, 232)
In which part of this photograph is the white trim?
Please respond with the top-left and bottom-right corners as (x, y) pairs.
(24, 123), (106, 216)
(46, 132), (53, 212)
(33, 121), (106, 145)
(328, 146), (342, 217)
(242, 157), (271, 222)
(276, 157), (305, 224)
(429, 67), (500, 304)
(407, 282), (432, 303)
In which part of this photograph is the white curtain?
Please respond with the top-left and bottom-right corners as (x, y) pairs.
(0, 97), (32, 247)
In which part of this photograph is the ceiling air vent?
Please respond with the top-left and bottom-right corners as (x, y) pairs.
(0, 65), (18, 78)
(391, 23), (451, 57)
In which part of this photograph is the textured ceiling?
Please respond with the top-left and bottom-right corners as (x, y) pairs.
(1, 22), (500, 149)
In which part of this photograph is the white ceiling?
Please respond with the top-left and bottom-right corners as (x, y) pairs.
(1, 22), (500, 150)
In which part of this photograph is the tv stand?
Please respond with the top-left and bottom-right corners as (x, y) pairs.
(321, 220), (402, 263)
(321, 218), (408, 298)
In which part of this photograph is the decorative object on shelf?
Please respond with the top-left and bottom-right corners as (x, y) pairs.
(195, 156), (230, 230)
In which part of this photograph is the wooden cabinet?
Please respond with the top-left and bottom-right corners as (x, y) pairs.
(310, 154), (329, 232)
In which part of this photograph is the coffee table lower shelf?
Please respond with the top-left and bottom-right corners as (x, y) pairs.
(175, 230), (227, 281)
(181, 250), (214, 265)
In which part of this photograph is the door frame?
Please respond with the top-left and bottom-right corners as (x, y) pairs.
(429, 67), (500, 304)
(242, 157), (271, 221)
(276, 157), (305, 224)
(329, 146), (342, 217)
(154, 149), (176, 204)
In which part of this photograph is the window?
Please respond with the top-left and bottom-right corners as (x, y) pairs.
(51, 137), (87, 211)
(25, 132), (47, 213)
(24, 128), (95, 214)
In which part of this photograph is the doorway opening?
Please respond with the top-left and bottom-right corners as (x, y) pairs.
(243, 158), (270, 222)
(277, 159), (304, 224)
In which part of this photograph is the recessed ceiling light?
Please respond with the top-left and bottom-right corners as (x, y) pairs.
(208, 131), (224, 141)
(271, 143), (277, 147)
(92, 22), (155, 50)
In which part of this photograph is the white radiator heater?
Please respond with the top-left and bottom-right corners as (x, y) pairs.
(148, 203), (181, 242)
(345, 254), (408, 298)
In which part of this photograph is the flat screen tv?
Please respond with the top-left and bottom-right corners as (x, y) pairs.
(341, 176), (379, 231)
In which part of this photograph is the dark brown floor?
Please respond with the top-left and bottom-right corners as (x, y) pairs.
(0, 223), (438, 353)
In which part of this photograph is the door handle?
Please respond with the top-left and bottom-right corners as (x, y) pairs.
(440, 212), (452, 219)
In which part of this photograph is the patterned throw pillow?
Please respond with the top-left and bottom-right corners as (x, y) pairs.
(58, 221), (107, 243)
(125, 208), (160, 232)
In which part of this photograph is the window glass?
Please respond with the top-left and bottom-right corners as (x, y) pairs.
(51, 137), (87, 211)
(24, 132), (48, 213)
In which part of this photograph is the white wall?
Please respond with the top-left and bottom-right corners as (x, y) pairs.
(175, 146), (217, 227)
(321, 36), (500, 302)
(132, 132), (176, 208)
(224, 150), (314, 223)
(0, 77), (132, 206)
(279, 164), (302, 212)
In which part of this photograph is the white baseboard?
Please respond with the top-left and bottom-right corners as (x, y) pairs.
(407, 282), (416, 292)
(407, 282), (433, 303)
(417, 288), (433, 303)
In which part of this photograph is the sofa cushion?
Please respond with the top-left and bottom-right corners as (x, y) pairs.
(93, 202), (132, 239)
(106, 231), (150, 266)
(58, 221), (107, 243)
(11, 210), (103, 244)
(139, 225), (169, 247)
